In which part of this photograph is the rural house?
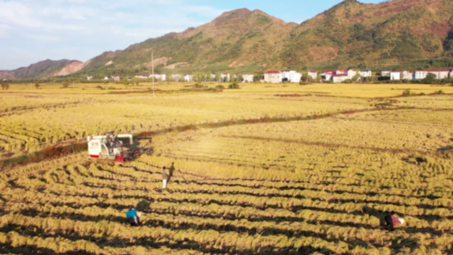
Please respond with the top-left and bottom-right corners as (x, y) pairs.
(221, 73), (230, 82)
(243, 74), (254, 83)
(321, 70), (335, 81)
(330, 69), (357, 83)
(149, 73), (167, 81)
(359, 70), (372, 77)
(264, 70), (282, 83)
(184, 74), (193, 82)
(414, 70), (428, 80)
(171, 74), (183, 81)
(308, 71), (317, 80)
(332, 74), (348, 83)
(427, 69), (451, 80)
(381, 70), (391, 77)
(87, 76), (93, 81)
(402, 71), (414, 80)
(111, 75), (120, 82)
(282, 70), (302, 83)
(135, 75), (148, 79)
(390, 71), (401, 81)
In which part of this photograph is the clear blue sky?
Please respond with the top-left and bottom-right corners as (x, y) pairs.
(0, 0), (382, 70)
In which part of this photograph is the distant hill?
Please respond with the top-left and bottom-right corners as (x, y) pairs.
(286, 0), (453, 70)
(80, 0), (453, 75)
(4, 0), (453, 79)
(0, 59), (76, 80)
(80, 8), (297, 76)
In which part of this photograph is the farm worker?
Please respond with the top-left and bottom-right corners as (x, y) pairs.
(168, 162), (175, 183)
(126, 208), (142, 226)
(162, 166), (168, 190)
(384, 212), (404, 231)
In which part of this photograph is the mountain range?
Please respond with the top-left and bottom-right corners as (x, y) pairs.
(2, 0), (453, 80)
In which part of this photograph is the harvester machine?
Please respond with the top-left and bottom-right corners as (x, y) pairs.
(87, 132), (147, 162)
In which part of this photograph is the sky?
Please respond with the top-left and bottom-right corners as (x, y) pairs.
(0, 0), (382, 70)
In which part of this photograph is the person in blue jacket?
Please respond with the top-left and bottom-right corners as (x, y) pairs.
(126, 208), (142, 226)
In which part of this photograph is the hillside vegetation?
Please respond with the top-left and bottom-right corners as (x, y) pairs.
(4, 0), (453, 79)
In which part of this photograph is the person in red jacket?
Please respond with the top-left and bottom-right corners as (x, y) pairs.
(384, 211), (404, 231)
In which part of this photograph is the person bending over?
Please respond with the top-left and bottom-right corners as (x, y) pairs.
(126, 208), (142, 226)
(384, 211), (404, 231)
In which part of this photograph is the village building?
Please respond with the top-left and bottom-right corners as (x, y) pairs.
(87, 76), (93, 81)
(264, 70), (282, 83)
(220, 73), (230, 82)
(307, 71), (317, 80)
(111, 75), (120, 82)
(184, 74), (193, 82)
(390, 71), (401, 81)
(332, 74), (348, 83)
(243, 74), (254, 83)
(321, 70), (335, 81)
(381, 70), (392, 77)
(427, 69), (451, 80)
(414, 70), (428, 80)
(282, 70), (302, 83)
(329, 69), (357, 83)
(402, 71), (414, 80)
(135, 74), (149, 79)
(359, 70), (372, 77)
(171, 74), (183, 81)
(149, 73), (167, 81)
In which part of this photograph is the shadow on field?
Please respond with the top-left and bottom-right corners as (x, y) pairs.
(0, 242), (95, 255)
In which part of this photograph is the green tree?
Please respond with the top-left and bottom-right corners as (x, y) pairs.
(62, 81), (70, 88)
(35, 83), (40, 89)
(1, 82), (9, 90)
(423, 73), (436, 84)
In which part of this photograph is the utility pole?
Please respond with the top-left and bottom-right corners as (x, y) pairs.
(152, 52), (155, 97)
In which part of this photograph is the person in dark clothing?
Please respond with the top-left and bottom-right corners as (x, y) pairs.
(384, 212), (404, 230)
(126, 208), (142, 226)
(167, 162), (175, 183)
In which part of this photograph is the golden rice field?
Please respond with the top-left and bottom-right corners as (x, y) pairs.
(1, 82), (453, 254)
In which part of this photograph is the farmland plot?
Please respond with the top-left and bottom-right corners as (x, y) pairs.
(0, 84), (453, 254)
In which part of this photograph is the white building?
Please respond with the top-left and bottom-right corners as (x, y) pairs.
(210, 72), (217, 81)
(346, 69), (358, 79)
(135, 74), (149, 79)
(111, 76), (120, 82)
(332, 74), (349, 83)
(390, 71), (401, 81)
(243, 74), (254, 83)
(381, 70), (392, 77)
(414, 70), (428, 80)
(184, 74), (193, 82)
(282, 70), (302, 83)
(402, 71), (414, 80)
(427, 69), (450, 80)
(149, 73), (166, 81)
(307, 71), (317, 80)
(220, 73), (230, 82)
(359, 70), (372, 77)
(87, 76), (93, 81)
(330, 69), (357, 83)
(321, 70), (335, 81)
(171, 74), (183, 81)
(264, 70), (282, 83)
